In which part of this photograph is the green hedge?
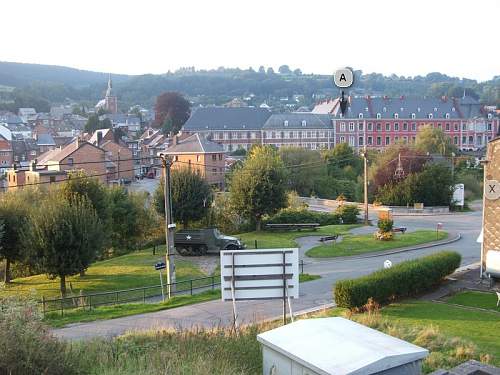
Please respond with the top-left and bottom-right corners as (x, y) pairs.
(334, 251), (461, 309)
(266, 209), (341, 226)
(335, 204), (360, 224)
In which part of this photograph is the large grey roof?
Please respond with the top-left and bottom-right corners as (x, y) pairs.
(166, 133), (224, 154)
(263, 113), (332, 129)
(320, 96), (485, 120)
(182, 107), (271, 131)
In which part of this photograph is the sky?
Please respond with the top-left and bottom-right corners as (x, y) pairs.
(2, 0), (499, 81)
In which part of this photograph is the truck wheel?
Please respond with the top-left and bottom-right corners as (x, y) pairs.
(197, 245), (208, 256)
(177, 246), (189, 256)
(225, 244), (239, 250)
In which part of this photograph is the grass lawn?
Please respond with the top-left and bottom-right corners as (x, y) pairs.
(237, 224), (361, 249)
(380, 300), (500, 366)
(299, 273), (321, 282)
(0, 248), (206, 299)
(306, 230), (448, 258)
(446, 290), (500, 312)
(45, 289), (221, 328)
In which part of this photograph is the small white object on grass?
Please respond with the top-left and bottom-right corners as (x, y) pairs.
(384, 260), (392, 269)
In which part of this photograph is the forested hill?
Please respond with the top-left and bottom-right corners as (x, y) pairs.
(0, 61), (131, 87)
(0, 61), (498, 111)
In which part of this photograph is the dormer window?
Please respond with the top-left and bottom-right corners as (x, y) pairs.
(365, 107), (369, 112)
(487, 113), (492, 119)
(452, 107), (456, 112)
(358, 113), (363, 119)
(434, 107), (438, 112)
(411, 113), (416, 119)
(376, 113), (381, 119)
(284, 120), (289, 127)
(383, 107), (387, 112)
(394, 113), (399, 119)
(301, 120), (306, 127)
(428, 113), (433, 119)
(417, 107), (421, 112)
(445, 113), (450, 119)
(400, 107), (404, 112)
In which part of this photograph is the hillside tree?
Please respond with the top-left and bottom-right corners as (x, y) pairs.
(23, 195), (104, 296)
(229, 146), (288, 230)
(153, 167), (213, 228)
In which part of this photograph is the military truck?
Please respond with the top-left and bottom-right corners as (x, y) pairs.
(174, 228), (245, 255)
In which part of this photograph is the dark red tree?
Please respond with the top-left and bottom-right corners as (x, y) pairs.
(154, 92), (191, 135)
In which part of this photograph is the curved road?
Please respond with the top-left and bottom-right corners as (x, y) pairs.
(54, 209), (482, 340)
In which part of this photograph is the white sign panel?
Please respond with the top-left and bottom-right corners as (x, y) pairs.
(453, 183), (465, 206)
(220, 249), (299, 301)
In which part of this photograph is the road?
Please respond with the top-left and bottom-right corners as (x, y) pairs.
(53, 208), (482, 340)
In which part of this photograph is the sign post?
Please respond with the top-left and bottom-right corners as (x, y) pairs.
(155, 261), (166, 302)
(436, 223), (443, 241)
(220, 249), (299, 328)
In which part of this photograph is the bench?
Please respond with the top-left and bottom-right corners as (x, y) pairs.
(266, 223), (320, 231)
(393, 226), (407, 234)
(319, 235), (339, 243)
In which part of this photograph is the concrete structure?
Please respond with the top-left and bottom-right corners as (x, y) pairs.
(181, 98), (498, 153)
(313, 96), (498, 152)
(95, 75), (118, 114)
(0, 124), (13, 171)
(182, 107), (271, 152)
(165, 133), (226, 189)
(482, 137), (500, 277)
(257, 317), (428, 375)
(262, 113), (333, 150)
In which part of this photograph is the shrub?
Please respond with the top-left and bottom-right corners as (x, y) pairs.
(377, 219), (394, 233)
(266, 208), (340, 227)
(335, 204), (360, 224)
(334, 251), (461, 309)
(0, 297), (82, 375)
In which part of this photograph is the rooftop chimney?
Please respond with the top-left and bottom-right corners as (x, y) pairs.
(97, 131), (103, 146)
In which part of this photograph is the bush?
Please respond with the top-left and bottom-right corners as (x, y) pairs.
(334, 251), (461, 309)
(335, 204), (360, 224)
(377, 219), (393, 233)
(0, 297), (82, 375)
(265, 208), (340, 227)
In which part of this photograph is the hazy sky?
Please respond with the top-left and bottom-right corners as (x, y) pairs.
(2, 0), (499, 81)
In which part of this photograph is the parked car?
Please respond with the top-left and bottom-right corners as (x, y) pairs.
(174, 228), (245, 255)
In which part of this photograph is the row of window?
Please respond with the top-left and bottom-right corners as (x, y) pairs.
(336, 134), (493, 147)
(339, 121), (494, 133)
(264, 131), (329, 139)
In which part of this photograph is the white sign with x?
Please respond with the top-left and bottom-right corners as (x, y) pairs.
(485, 180), (500, 200)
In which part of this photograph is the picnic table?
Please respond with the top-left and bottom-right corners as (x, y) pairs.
(265, 223), (320, 231)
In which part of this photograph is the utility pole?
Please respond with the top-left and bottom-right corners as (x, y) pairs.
(451, 152), (455, 180)
(362, 148), (369, 225)
(161, 154), (176, 298)
(117, 149), (121, 185)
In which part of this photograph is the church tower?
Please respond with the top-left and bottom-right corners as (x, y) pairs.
(104, 74), (118, 114)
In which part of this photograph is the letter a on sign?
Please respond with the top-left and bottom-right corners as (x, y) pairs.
(340, 73), (346, 82)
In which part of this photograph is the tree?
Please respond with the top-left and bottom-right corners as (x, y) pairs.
(106, 187), (144, 251)
(84, 114), (101, 133)
(278, 147), (325, 196)
(415, 125), (457, 156)
(0, 193), (29, 283)
(229, 146), (287, 230)
(154, 92), (191, 135)
(278, 65), (291, 75)
(24, 195), (103, 296)
(266, 67), (275, 75)
(322, 143), (362, 179)
(293, 68), (302, 75)
(153, 167), (213, 228)
(258, 66), (266, 74)
(60, 171), (108, 221)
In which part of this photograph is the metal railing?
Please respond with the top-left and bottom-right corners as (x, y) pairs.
(40, 275), (220, 317)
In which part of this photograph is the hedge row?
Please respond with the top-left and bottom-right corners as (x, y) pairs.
(266, 209), (341, 226)
(334, 251), (461, 309)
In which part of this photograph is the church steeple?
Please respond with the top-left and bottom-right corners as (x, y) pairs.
(106, 74), (113, 97)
